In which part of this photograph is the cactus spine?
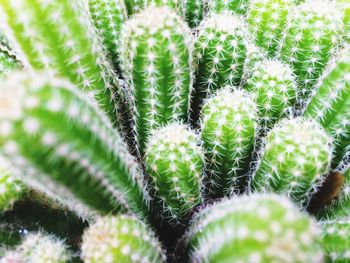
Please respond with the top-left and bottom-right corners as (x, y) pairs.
(145, 124), (203, 222)
(245, 59), (297, 131)
(336, 0), (350, 41)
(0, 38), (20, 77)
(200, 87), (257, 197)
(279, 0), (344, 106)
(183, 0), (204, 28)
(0, 72), (150, 220)
(184, 193), (323, 262)
(251, 117), (333, 206)
(120, 7), (192, 156)
(247, 0), (294, 57)
(207, 0), (249, 15)
(82, 215), (166, 263)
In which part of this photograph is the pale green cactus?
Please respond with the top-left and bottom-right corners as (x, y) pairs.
(184, 193), (323, 262)
(0, 72), (150, 220)
(251, 117), (333, 207)
(336, 0), (350, 41)
(81, 215), (166, 263)
(120, 7), (192, 156)
(207, 0), (249, 15)
(145, 124), (203, 222)
(200, 87), (257, 197)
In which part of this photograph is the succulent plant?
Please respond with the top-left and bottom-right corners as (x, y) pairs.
(200, 87), (257, 197)
(183, 0), (204, 28)
(145, 124), (203, 222)
(247, 0), (294, 57)
(0, 38), (20, 76)
(251, 117), (333, 207)
(279, 0), (344, 107)
(336, 0), (350, 41)
(304, 46), (350, 167)
(0, 72), (150, 220)
(183, 193), (323, 263)
(245, 59), (297, 131)
(81, 215), (166, 263)
(120, 7), (192, 156)
(207, 0), (249, 15)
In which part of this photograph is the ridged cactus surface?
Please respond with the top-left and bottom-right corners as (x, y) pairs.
(207, 0), (249, 15)
(337, 0), (350, 41)
(183, 0), (204, 28)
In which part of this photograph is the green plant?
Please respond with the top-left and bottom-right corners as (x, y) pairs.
(336, 0), (350, 41)
(207, 0), (249, 15)
(183, 0), (204, 27)
(0, 37), (20, 76)
(200, 87), (257, 197)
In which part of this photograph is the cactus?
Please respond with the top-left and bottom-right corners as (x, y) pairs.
(245, 59), (297, 131)
(0, 0), (129, 129)
(81, 215), (166, 263)
(183, 193), (323, 262)
(0, 38), (20, 76)
(304, 46), (350, 167)
(321, 219), (350, 262)
(183, 0), (204, 28)
(279, 0), (344, 106)
(145, 124), (203, 222)
(247, 0), (294, 57)
(200, 87), (257, 197)
(207, 0), (249, 15)
(251, 117), (333, 207)
(0, 72), (150, 220)
(191, 13), (248, 123)
(120, 7), (192, 156)
(336, 0), (350, 41)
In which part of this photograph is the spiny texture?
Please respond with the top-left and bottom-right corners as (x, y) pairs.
(245, 59), (297, 131)
(321, 219), (350, 262)
(247, 0), (294, 57)
(184, 193), (323, 263)
(251, 117), (333, 207)
(304, 46), (350, 167)
(200, 88), (257, 197)
(120, 7), (192, 156)
(0, 38), (20, 76)
(191, 13), (248, 122)
(81, 215), (165, 263)
(336, 0), (350, 41)
(279, 0), (344, 106)
(0, 72), (149, 220)
(183, 0), (204, 28)
(207, 0), (249, 15)
(146, 124), (203, 222)
(88, 0), (127, 73)
(240, 43), (267, 84)
(0, 0), (125, 127)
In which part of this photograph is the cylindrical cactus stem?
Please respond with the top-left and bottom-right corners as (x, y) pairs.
(0, 72), (150, 220)
(245, 59), (297, 131)
(251, 117), (333, 207)
(183, 0), (204, 28)
(247, 0), (294, 57)
(279, 0), (344, 107)
(0, 0), (128, 129)
(320, 219), (350, 262)
(200, 87), (257, 198)
(120, 7), (192, 156)
(183, 193), (323, 263)
(191, 13), (248, 123)
(207, 0), (249, 15)
(81, 215), (166, 263)
(87, 0), (127, 74)
(336, 0), (350, 41)
(304, 46), (350, 167)
(145, 124), (203, 222)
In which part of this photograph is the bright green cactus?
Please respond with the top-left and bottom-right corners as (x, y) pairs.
(251, 117), (333, 207)
(0, 72), (150, 220)
(245, 59), (297, 131)
(336, 0), (350, 41)
(183, 0), (204, 28)
(279, 0), (344, 106)
(304, 46), (350, 167)
(321, 219), (350, 262)
(120, 7), (192, 156)
(184, 193), (323, 262)
(247, 0), (294, 57)
(0, 0), (128, 128)
(191, 13), (248, 122)
(200, 87), (257, 198)
(207, 0), (249, 15)
(145, 124), (203, 222)
(81, 215), (166, 263)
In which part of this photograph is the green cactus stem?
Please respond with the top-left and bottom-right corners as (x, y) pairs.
(0, 72), (150, 220)
(0, 38), (20, 76)
(145, 124), (203, 222)
(304, 46), (350, 167)
(81, 215), (166, 263)
(207, 0), (249, 15)
(336, 0), (350, 41)
(191, 13), (248, 123)
(279, 0), (344, 106)
(183, 0), (204, 28)
(245, 59), (297, 131)
(251, 117), (333, 207)
(120, 7), (192, 156)
(184, 193), (323, 263)
(200, 87), (257, 197)
(247, 0), (294, 57)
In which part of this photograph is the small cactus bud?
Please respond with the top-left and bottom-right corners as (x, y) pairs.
(81, 215), (166, 263)
(207, 0), (249, 15)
